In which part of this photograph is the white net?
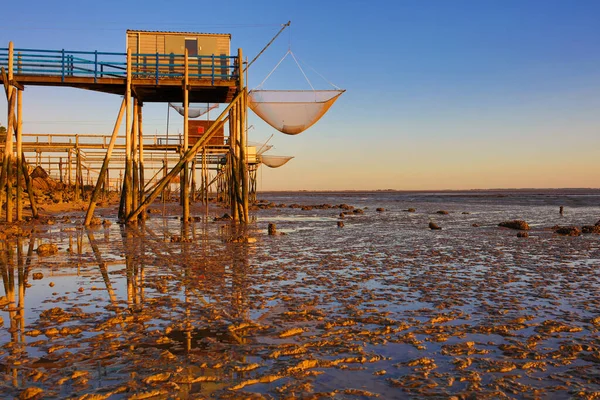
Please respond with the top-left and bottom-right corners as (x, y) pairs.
(260, 155), (294, 168)
(169, 103), (218, 119)
(248, 90), (344, 135)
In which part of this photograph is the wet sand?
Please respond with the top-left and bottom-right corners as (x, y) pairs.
(1, 191), (599, 399)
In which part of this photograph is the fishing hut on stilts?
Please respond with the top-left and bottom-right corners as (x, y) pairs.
(0, 30), (251, 224)
(0, 22), (344, 225)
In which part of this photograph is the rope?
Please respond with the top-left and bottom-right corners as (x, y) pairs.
(255, 50), (291, 89)
(294, 52), (342, 91)
(289, 50), (315, 92)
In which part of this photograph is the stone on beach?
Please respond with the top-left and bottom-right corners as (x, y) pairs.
(36, 244), (58, 256)
(554, 226), (581, 236)
(582, 225), (600, 234)
(498, 220), (530, 230)
(268, 223), (277, 235)
(429, 222), (441, 230)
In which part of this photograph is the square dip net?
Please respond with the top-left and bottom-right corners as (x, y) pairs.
(248, 90), (344, 135)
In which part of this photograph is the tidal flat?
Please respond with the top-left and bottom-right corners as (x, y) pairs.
(1, 191), (599, 399)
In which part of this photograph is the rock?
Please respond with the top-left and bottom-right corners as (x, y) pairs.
(89, 217), (102, 226)
(19, 387), (44, 400)
(339, 213), (345, 219)
(472, 223), (480, 227)
(353, 208), (364, 214)
(429, 222), (442, 230)
(37, 244), (58, 256)
(499, 220), (530, 230)
(436, 210), (449, 215)
(49, 282), (55, 287)
(213, 213), (232, 222)
(337, 221), (344, 228)
(559, 206), (564, 215)
(462, 212), (470, 215)
(406, 208), (416, 212)
(517, 232), (529, 238)
(268, 223), (277, 236)
(376, 208), (385, 212)
(596, 219), (600, 226)
(582, 225), (600, 234)
(555, 226), (581, 236)
(339, 204), (354, 210)
(32, 272), (44, 280)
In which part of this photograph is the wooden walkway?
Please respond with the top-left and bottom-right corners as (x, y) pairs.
(0, 42), (251, 224)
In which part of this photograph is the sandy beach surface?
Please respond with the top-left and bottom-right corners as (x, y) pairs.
(1, 190), (599, 399)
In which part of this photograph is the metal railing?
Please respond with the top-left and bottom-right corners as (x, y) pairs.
(0, 47), (238, 84)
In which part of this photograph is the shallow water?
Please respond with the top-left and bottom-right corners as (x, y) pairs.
(1, 190), (599, 399)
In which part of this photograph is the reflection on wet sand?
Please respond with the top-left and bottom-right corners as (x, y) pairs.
(1, 192), (599, 398)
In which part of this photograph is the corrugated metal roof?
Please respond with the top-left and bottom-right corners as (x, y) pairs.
(127, 29), (231, 38)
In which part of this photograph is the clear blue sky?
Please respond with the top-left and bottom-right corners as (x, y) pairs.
(2, 0), (599, 190)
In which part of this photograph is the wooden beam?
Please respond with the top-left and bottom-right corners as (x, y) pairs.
(10, 80), (24, 91)
(84, 98), (126, 225)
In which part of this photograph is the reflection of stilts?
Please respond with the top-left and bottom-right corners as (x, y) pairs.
(86, 230), (120, 307)
(119, 225), (142, 310)
(0, 238), (26, 387)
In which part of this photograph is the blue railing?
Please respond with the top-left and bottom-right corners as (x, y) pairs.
(0, 48), (238, 85)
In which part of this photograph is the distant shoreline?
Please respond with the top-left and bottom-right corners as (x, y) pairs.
(259, 188), (600, 194)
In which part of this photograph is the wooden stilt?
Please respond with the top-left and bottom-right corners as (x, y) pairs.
(229, 104), (239, 221)
(77, 149), (84, 200)
(84, 98), (126, 225)
(137, 101), (145, 218)
(4, 42), (15, 223)
(190, 159), (196, 203)
(162, 157), (167, 204)
(21, 154), (37, 218)
(238, 49), (249, 223)
(15, 89), (23, 221)
(182, 49), (190, 222)
(67, 149), (72, 187)
(74, 148), (81, 202)
(120, 48), (133, 221)
(132, 100), (139, 214)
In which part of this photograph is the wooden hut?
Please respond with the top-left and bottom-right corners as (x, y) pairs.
(126, 30), (231, 78)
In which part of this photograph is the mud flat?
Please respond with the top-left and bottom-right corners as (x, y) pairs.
(1, 190), (599, 398)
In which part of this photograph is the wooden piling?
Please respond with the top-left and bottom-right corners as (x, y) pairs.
(4, 42), (14, 222)
(182, 49), (190, 222)
(132, 100), (139, 213)
(137, 100), (145, 217)
(16, 89), (23, 221)
(120, 48), (133, 220)
(238, 49), (249, 223)
(67, 149), (72, 187)
(190, 159), (196, 203)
